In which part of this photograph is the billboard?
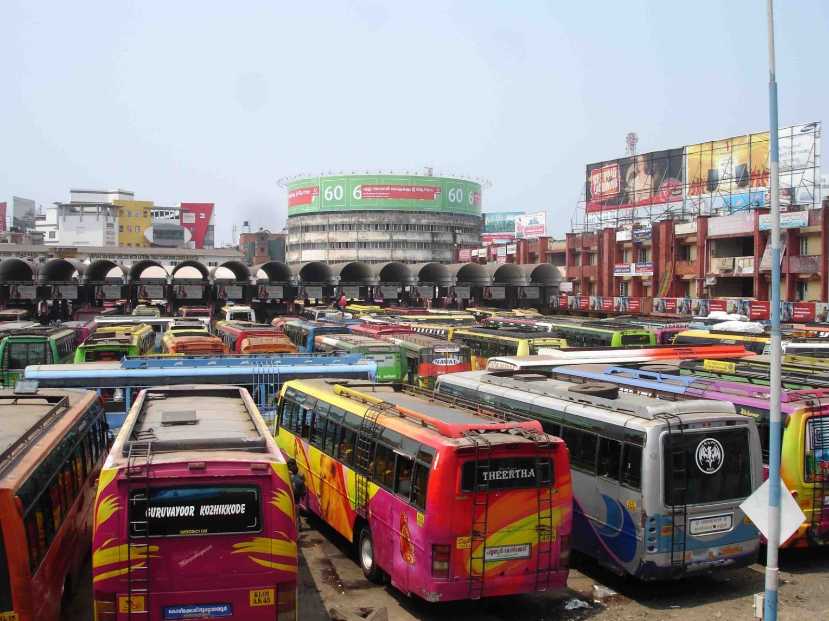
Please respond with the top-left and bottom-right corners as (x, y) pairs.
(483, 211), (521, 234)
(515, 211), (546, 238)
(11, 196), (35, 231)
(180, 203), (214, 249)
(287, 175), (482, 217)
(583, 123), (820, 230)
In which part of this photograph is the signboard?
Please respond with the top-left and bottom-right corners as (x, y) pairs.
(634, 262), (654, 276)
(496, 246), (507, 257)
(303, 286), (323, 300)
(632, 228), (652, 243)
(515, 212), (546, 239)
(758, 211), (809, 231)
(98, 285), (123, 300)
(51, 285), (77, 300)
(703, 359), (737, 373)
(506, 243), (517, 255)
(380, 286), (399, 299)
(137, 284), (165, 299)
(341, 286), (360, 299)
(287, 175), (482, 216)
(174, 284), (203, 299)
(416, 286), (434, 299)
(520, 286), (539, 300)
(739, 479), (805, 544)
(483, 287), (505, 300)
(483, 211), (522, 234)
(454, 286), (470, 300)
(481, 233), (514, 245)
(7, 285), (36, 300)
(179, 203), (214, 249)
(11, 196), (36, 231)
(559, 281), (573, 293)
(614, 263), (632, 276)
(750, 300), (770, 320)
(257, 285), (284, 300)
(217, 284), (243, 300)
(458, 248), (472, 262)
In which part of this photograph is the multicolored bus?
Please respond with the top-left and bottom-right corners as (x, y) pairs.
(409, 324), (456, 340)
(92, 385), (298, 620)
(481, 317), (656, 348)
(74, 324), (155, 362)
(549, 364), (829, 548)
(390, 313), (476, 326)
(673, 329), (771, 354)
(176, 305), (212, 328)
(161, 328), (226, 356)
(0, 388), (108, 621)
(384, 333), (471, 388)
(275, 380), (572, 601)
(283, 320), (351, 353)
(465, 307), (540, 322)
(450, 328), (568, 370)
(350, 323), (412, 338)
(0, 327), (76, 387)
(344, 304), (383, 317)
(486, 344), (753, 372)
(436, 371), (763, 579)
(672, 358), (829, 390)
(215, 321), (297, 355)
(313, 334), (403, 382)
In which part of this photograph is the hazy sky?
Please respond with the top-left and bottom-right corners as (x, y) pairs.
(1, 0), (826, 245)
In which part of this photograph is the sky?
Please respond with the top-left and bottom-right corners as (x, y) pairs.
(1, 0), (827, 245)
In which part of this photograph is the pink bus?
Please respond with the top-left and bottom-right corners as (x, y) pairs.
(276, 380), (573, 601)
(92, 385), (298, 620)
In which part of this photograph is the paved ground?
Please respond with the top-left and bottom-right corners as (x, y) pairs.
(67, 516), (829, 620)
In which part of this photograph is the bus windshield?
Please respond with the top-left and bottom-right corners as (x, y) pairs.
(805, 416), (829, 482)
(663, 429), (752, 506)
(0, 531), (11, 613)
(7, 341), (48, 368)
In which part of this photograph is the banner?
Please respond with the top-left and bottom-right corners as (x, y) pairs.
(454, 286), (470, 300)
(749, 300), (770, 320)
(51, 285), (77, 300)
(520, 286), (539, 300)
(175, 284), (203, 299)
(258, 285), (284, 300)
(587, 148), (684, 213)
(515, 212), (546, 238)
(758, 211), (809, 231)
(98, 285), (123, 300)
(137, 284), (165, 299)
(416, 286), (434, 299)
(483, 287), (505, 300)
(483, 211), (522, 234)
(380, 286), (399, 299)
(179, 203), (214, 249)
(217, 284), (243, 300)
(341, 286), (359, 299)
(303, 286), (323, 300)
(458, 248), (472, 262)
(7, 285), (36, 300)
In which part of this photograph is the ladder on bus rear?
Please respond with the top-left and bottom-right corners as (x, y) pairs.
(659, 414), (688, 577)
(809, 415), (829, 543)
(352, 402), (390, 516)
(126, 441), (153, 619)
(534, 439), (555, 592)
(251, 358), (280, 428)
(467, 434), (492, 600)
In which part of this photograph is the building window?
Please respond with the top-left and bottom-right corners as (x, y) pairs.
(799, 236), (809, 256)
(638, 247), (650, 263)
(119, 225), (124, 232)
(796, 280), (808, 301)
(619, 281), (630, 296)
(677, 244), (692, 261)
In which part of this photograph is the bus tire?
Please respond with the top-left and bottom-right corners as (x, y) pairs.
(357, 525), (382, 584)
(568, 382), (619, 399)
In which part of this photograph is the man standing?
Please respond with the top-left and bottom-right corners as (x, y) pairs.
(287, 458), (306, 531)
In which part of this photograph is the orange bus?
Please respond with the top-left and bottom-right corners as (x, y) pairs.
(0, 388), (108, 621)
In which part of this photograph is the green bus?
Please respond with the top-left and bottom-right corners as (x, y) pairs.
(0, 326), (76, 386)
(73, 323), (155, 362)
(313, 333), (404, 382)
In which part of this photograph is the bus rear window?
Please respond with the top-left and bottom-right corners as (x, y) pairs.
(0, 526), (12, 612)
(805, 416), (829, 482)
(129, 486), (261, 537)
(621, 333), (652, 346)
(461, 457), (552, 492)
(7, 342), (48, 368)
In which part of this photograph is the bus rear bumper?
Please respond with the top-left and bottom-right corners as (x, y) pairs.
(637, 541), (759, 580)
(417, 569), (569, 602)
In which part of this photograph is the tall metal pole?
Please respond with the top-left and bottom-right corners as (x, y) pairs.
(764, 0), (783, 619)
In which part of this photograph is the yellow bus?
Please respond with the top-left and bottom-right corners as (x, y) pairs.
(74, 323), (155, 362)
(450, 327), (568, 370)
(672, 329), (770, 355)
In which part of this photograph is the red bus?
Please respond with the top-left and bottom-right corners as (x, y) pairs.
(349, 323), (412, 338)
(0, 388), (108, 621)
(270, 316), (303, 335)
(275, 380), (572, 601)
(384, 333), (472, 388)
(215, 320), (297, 354)
(93, 385), (298, 620)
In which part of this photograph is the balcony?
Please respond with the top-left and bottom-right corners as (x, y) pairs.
(784, 255), (821, 275)
(566, 265), (598, 280)
(709, 256), (754, 276)
(675, 260), (698, 276)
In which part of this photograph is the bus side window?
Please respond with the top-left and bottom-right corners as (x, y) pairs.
(310, 410), (326, 448)
(540, 421), (561, 437)
(337, 427), (356, 464)
(299, 399), (317, 440)
(394, 454), (414, 500)
(597, 437), (622, 481)
(562, 426), (597, 474)
(323, 420), (339, 455)
(411, 462), (429, 511)
(621, 444), (642, 490)
(373, 444), (395, 489)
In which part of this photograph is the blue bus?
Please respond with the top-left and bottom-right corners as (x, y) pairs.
(25, 353), (376, 430)
(283, 319), (353, 352)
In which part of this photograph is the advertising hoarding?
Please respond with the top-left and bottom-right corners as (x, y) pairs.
(287, 175), (482, 217)
(483, 211), (521, 234)
(7, 285), (36, 300)
(11, 196), (36, 231)
(175, 285), (204, 299)
(587, 148), (684, 213)
(483, 287), (505, 300)
(454, 286), (470, 299)
(458, 248), (472, 262)
(257, 285), (284, 300)
(758, 211), (809, 230)
(515, 212), (547, 238)
(180, 203), (214, 249)
(341, 286), (360, 299)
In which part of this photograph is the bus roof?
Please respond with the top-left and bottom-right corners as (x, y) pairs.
(386, 333), (456, 348)
(454, 327), (564, 340)
(0, 388), (97, 483)
(315, 333), (393, 348)
(2, 326), (74, 339)
(114, 385), (274, 462)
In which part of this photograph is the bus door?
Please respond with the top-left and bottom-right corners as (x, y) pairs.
(406, 351), (418, 385)
(804, 413), (829, 543)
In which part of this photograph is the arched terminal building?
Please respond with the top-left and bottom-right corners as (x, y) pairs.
(284, 174), (482, 264)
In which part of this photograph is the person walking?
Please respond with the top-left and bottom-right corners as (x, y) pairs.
(287, 458), (306, 531)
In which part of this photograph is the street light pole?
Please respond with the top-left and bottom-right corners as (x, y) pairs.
(764, 1), (783, 620)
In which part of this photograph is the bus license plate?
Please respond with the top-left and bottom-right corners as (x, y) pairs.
(689, 514), (733, 535)
(484, 544), (531, 561)
(163, 604), (232, 619)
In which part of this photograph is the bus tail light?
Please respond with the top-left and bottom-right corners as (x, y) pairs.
(277, 583), (297, 621)
(432, 544), (451, 578)
(93, 594), (116, 621)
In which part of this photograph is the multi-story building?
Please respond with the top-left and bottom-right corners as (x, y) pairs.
(239, 229), (286, 264)
(113, 199), (152, 247)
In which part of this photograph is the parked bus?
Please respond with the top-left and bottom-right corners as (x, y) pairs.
(314, 334), (403, 382)
(673, 329), (770, 354)
(92, 316), (176, 351)
(435, 371), (763, 578)
(215, 320), (297, 354)
(671, 358), (829, 390)
(344, 304), (383, 317)
(60, 320), (93, 346)
(350, 323), (412, 338)
(0, 326), (76, 387)
(74, 323), (155, 362)
(409, 323), (456, 340)
(548, 364), (829, 547)
(598, 317), (691, 345)
(176, 305), (212, 328)
(275, 380), (572, 600)
(0, 388), (108, 621)
(385, 333), (471, 388)
(450, 328), (568, 370)
(485, 344), (753, 372)
(783, 339), (829, 359)
(25, 353), (377, 430)
(0, 321), (38, 336)
(283, 320), (351, 353)
(0, 308), (31, 322)
(481, 317), (656, 348)
(218, 304), (256, 323)
(131, 304), (161, 318)
(303, 306), (352, 321)
(465, 307), (540, 322)
(391, 313), (476, 325)
(92, 385), (298, 620)
(161, 330), (226, 356)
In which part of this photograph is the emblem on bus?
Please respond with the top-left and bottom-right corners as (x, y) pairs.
(695, 438), (724, 475)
